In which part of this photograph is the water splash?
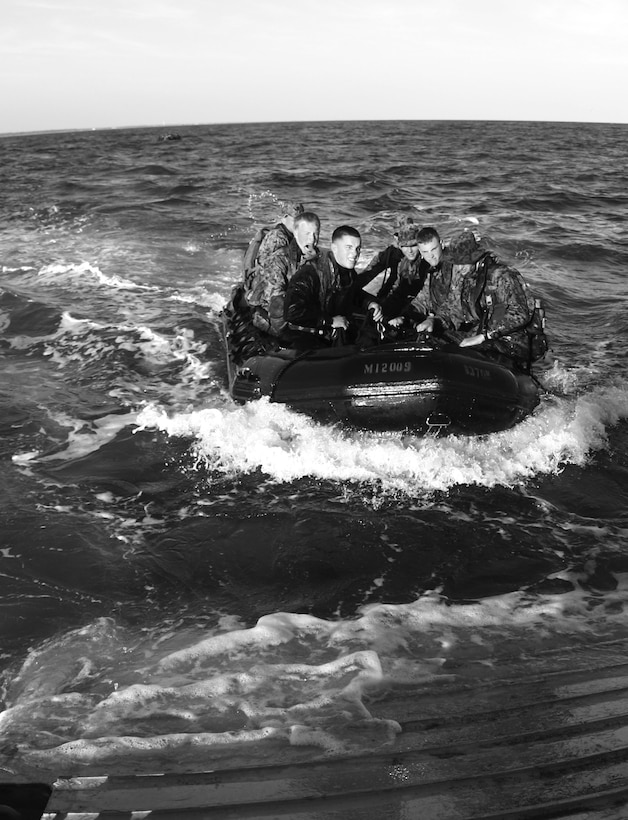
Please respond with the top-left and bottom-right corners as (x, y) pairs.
(136, 379), (628, 495)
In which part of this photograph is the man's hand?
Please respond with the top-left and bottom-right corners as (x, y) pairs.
(332, 315), (349, 330)
(301, 244), (318, 261)
(368, 301), (383, 322)
(459, 333), (485, 347)
(415, 316), (435, 333)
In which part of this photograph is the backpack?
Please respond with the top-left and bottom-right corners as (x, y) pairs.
(243, 226), (270, 291)
(471, 257), (549, 369)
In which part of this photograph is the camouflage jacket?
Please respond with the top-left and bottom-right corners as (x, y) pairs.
(243, 222), (292, 300)
(417, 253), (473, 330)
(460, 255), (530, 337)
(257, 222), (292, 269)
(422, 251), (532, 357)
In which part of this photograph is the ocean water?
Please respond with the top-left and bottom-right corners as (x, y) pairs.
(1, 120), (628, 785)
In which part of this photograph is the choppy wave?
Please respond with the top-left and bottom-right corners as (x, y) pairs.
(2, 120), (628, 790)
(3, 570), (628, 774)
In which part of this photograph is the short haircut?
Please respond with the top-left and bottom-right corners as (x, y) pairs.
(295, 211), (321, 230)
(331, 225), (361, 243)
(282, 201), (304, 218)
(417, 226), (441, 244)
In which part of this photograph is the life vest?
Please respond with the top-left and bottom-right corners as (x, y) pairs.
(242, 226), (271, 291)
(469, 255), (549, 368)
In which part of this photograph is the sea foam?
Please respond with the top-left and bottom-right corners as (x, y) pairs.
(136, 376), (628, 496)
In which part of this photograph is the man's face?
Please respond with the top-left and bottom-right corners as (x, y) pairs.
(400, 244), (420, 262)
(418, 238), (443, 269)
(332, 234), (361, 269)
(294, 220), (319, 257)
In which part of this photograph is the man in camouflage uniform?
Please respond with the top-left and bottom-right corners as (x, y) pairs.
(416, 228), (533, 362)
(257, 202), (305, 269)
(243, 201), (304, 297)
(247, 211), (320, 337)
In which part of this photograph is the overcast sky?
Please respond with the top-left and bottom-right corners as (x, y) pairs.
(2, 0), (626, 133)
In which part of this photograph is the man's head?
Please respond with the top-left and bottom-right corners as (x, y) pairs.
(281, 201), (305, 233)
(417, 226), (443, 269)
(331, 226), (361, 269)
(294, 212), (320, 257)
(447, 231), (486, 265)
(395, 217), (421, 262)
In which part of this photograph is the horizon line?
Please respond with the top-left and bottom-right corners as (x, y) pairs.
(2, 116), (628, 139)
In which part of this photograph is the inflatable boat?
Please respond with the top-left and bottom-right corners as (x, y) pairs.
(221, 292), (542, 436)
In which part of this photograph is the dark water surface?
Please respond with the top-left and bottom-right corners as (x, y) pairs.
(1, 120), (628, 780)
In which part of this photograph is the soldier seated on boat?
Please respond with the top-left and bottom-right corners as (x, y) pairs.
(245, 211), (321, 337)
(415, 228), (545, 365)
(357, 216), (430, 338)
(242, 201), (304, 296)
(283, 225), (369, 348)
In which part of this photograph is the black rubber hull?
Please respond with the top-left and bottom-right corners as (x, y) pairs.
(222, 315), (540, 436)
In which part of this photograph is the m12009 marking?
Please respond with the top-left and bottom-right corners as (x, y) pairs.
(364, 361), (412, 375)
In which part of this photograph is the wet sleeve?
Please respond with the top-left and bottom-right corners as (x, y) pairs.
(409, 278), (432, 315)
(489, 267), (531, 335)
(380, 277), (410, 318)
(284, 266), (325, 329)
(260, 251), (289, 309)
(384, 266), (429, 319)
(355, 249), (388, 290)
